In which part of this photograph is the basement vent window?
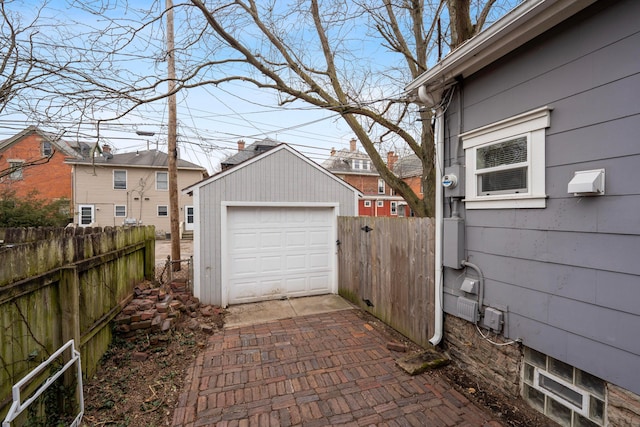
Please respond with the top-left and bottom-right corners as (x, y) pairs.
(522, 347), (605, 427)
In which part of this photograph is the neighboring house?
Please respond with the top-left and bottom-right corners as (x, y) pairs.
(323, 138), (408, 217)
(66, 147), (206, 237)
(220, 138), (280, 171)
(407, 0), (640, 425)
(183, 143), (361, 307)
(392, 153), (424, 204)
(0, 126), (85, 216)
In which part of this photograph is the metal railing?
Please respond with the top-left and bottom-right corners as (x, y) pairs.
(3, 340), (84, 427)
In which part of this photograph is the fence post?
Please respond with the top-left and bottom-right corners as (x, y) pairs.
(144, 226), (155, 281)
(60, 266), (80, 346)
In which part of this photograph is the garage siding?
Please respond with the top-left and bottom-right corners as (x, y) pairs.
(196, 148), (358, 305)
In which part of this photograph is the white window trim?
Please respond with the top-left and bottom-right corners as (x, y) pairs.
(157, 205), (168, 217)
(461, 106), (551, 209)
(114, 205), (126, 217)
(376, 200), (384, 207)
(378, 179), (385, 195)
(390, 201), (398, 215)
(156, 171), (168, 191)
(364, 200), (372, 207)
(78, 204), (94, 226)
(113, 170), (127, 190)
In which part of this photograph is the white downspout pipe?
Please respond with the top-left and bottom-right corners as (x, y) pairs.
(430, 110), (444, 345)
(419, 85), (445, 346)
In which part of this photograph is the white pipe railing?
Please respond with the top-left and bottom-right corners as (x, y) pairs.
(3, 339), (84, 427)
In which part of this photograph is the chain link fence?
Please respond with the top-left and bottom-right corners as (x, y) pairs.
(155, 255), (193, 291)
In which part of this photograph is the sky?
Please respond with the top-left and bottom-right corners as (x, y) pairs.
(1, 0), (516, 173)
(0, 0), (382, 173)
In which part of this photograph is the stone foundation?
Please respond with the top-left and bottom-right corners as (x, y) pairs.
(443, 314), (640, 426)
(443, 314), (522, 396)
(608, 383), (640, 427)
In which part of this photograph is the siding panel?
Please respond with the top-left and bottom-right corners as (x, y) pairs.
(441, 0), (640, 394)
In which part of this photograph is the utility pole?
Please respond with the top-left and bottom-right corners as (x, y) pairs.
(166, 0), (180, 269)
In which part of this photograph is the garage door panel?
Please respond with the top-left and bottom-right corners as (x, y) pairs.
(308, 252), (330, 269)
(261, 231), (282, 249)
(309, 275), (331, 291)
(226, 206), (335, 305)
(232, 232), (259, 250)
(285, 231), (306, 247)
(230, 256), (259, 275)
(261, 255), (283, 272)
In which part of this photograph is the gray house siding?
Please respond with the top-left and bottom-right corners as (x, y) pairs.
(442, 0), (640, 394)
(195, 147), (358, 306)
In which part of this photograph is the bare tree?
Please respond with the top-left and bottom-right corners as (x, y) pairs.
(3, 0), (506, 217)
(180, 0), (499, 217)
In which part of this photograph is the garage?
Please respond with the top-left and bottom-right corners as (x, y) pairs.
(182, 143), (361, 306)
(224, 206), (335, 304)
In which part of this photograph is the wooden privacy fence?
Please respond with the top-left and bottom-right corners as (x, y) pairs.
(0, 226), (155, 417)
(338, 217), (435, 348)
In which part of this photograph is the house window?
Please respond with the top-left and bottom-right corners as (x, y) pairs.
(8, 161), (24, 180)
(352, 159), (361, 170)
(377, 200), (384, 208)
(114, 205), (126, 217)
(364, 200), (372, 207)
(522, 348), (605, 427)
(42, 141), (53, 156)
(390, 202), (398, 215)
(378, 179), (385, 194)
(156, 171), (168, 190)
(461, 106), (550, 209)
(362, 160), (370, 170)
(157, 205), (168, 217)
(113, 170), (127, 189)
(78, 205), (94, 226)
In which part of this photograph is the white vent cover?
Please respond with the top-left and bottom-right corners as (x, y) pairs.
(567, 169), (605, 196)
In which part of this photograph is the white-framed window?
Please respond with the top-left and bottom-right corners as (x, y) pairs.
(157, 205), (168, 217)
(377, 200), (384, 208)
(378, 179), (385, 194)
(522, 347), (605, 427)
(114, 205), (126, 217)
(156, 171), (168, 190)
(362, 160), (370, 170)
(78, 204), (94, 226)
(364, 200), (372, 208)
(390, 201), (398, 215)
(113, 170), (127, 190)
(8, 160), (24, 180)
(42, 141), (53, 156)
(461, 106), (551, 209)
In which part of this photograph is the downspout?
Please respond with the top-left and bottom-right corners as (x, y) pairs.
(418, 85), (444, 346)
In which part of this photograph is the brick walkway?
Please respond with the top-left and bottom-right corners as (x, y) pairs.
(172, 309), (503, 427)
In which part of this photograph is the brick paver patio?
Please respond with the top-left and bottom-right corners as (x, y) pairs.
(173, 309), (503, 426)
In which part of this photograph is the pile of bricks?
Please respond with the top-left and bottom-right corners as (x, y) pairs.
(114, 280), (203, 337)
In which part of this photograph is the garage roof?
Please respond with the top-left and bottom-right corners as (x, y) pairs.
(182, 143), (363, 197)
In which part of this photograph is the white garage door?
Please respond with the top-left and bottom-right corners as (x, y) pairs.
(225, 206), (335, 305)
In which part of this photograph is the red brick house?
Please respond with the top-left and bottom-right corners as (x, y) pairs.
(392, 153), (424, 202)
(322, 138), (409, 217)
(0, 126), (85, 214)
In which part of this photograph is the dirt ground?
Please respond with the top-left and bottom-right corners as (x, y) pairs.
(80, 290), (554, 427)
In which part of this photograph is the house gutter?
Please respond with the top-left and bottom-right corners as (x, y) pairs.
(405, 0), (596, 96)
